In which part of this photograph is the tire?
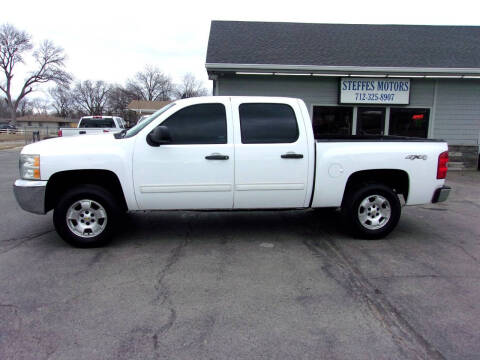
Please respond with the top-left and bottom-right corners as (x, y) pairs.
(53, 184), (120, 248)
(341, 183), (401, 239)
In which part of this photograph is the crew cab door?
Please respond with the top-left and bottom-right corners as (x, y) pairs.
(132, 98), (234, 210)
(232, 98), (310, 208)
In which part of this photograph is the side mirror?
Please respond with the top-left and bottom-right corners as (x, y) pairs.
(147, 125), (172, 147)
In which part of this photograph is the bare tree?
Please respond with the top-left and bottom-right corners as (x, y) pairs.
(174, 73), (208, 99)
(49, 85), (74, 117)
(73, 80), (111, 115)
(17, 98), (33, 116)
(126, 65), (173, 101)
(30, 97), (50, 114)
(0, 24), (71, 124)
(107, 85), (134, 116)
(0, 97), (10, 118)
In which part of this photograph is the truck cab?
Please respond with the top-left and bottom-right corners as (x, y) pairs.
(130, 97), (314, 210)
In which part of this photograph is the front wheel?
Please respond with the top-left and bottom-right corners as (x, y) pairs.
(341, 183), (401, 239)
(53, 185), (120, 247)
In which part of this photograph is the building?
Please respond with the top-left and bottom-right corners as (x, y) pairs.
(206, 21), (480, 169)
(128, 100), (172, 116)
(16, 115), (77, 128)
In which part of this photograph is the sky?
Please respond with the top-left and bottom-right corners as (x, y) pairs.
(1, 0), (479, 99)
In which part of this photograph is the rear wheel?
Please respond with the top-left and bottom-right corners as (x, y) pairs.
(53, 185), (120, 247)
(341, 183), (401, 239)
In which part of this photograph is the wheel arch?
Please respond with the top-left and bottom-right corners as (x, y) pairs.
(45, 169), (128, 213)
(342, 169), (410, 205)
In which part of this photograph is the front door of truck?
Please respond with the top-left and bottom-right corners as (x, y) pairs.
(132, 100), (234, 210)
(231, 98), (310, 208)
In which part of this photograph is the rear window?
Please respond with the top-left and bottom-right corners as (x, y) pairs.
(79, 118), (115, 128)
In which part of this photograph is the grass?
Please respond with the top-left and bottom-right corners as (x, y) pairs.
(0, 133), (26, 141)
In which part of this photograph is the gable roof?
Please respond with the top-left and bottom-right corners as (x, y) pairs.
(128, 100), (171, 112)
(206, 21), (480, 75)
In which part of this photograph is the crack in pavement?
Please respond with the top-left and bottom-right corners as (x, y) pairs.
(369, 274), (480, 280)
(152, 220), (192, 305)
(0, 229), (55, 255)
(303, 234), (446, 359)
(147, 214), (195, 357)
(416, 218), (480, 265)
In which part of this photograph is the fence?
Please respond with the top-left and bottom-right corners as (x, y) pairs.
(0, 126), (60, 144)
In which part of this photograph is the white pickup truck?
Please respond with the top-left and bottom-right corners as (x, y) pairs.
(14, 96), (451, 247)
(58, 116), (126, 137)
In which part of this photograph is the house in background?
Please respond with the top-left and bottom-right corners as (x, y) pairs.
(16, 115), (77, 128)
(206, 20), (480, 169)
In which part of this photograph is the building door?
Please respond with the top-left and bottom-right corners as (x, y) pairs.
(357, 107), (386, 135)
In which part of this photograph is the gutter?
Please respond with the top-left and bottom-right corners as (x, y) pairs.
(205, 63), (480, 77)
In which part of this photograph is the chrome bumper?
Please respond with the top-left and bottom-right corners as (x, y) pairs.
(13, 179), (47, 214)
(432, 185), (451, 203)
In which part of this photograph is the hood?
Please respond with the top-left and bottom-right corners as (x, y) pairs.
(21, 134), (117, 156)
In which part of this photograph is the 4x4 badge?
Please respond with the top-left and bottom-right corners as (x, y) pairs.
(405, 154), (428, 160)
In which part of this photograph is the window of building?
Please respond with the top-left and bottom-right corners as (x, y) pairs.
(239, 103), (298, 143)
(389, 108), (429, 138)
(357, 107), (386, 135)
(312, 106), (353, 138)
(161, 103), (227, 144)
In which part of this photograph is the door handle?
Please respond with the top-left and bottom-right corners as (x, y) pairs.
(205, 154), (229, 160)
(281, 153), (303, 159)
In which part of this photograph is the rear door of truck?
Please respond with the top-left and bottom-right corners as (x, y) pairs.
(231, 98), (311, 208)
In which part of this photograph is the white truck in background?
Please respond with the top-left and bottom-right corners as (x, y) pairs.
(14, 96), (451, 247)
(58, 116), (126, 137)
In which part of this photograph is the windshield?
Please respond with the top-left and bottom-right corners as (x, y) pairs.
(124, 102), (176, 138)
(79, 118), (115, 128)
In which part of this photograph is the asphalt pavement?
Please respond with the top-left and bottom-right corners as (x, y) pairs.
(1, 147), (479, 360)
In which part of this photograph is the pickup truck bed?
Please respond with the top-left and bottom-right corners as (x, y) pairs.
(59, 116), (125, 137)
(13, 96), (450, 247)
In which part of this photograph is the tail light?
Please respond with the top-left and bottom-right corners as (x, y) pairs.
(437, 151), (448, 179)
(58, 129), (62, 137)
(103, 129), (110, 133)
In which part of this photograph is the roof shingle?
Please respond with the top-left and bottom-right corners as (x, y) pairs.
(206, 21), (480, 69)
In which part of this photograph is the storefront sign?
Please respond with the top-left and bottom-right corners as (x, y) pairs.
(339, 78), (410, 104)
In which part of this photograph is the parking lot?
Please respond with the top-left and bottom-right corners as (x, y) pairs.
(0, 147), (479, 360)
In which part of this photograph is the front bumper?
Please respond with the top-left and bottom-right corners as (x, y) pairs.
(13, 179), (47, 214)
(432, 185), (451, 203)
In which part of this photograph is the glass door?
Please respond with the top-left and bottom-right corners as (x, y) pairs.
(357, 107), (386, 135)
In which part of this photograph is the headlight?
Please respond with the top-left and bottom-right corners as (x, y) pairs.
(19, 154), (40, 180)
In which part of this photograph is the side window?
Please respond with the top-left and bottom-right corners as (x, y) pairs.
(239, 103), (299, 144)
(161, 103), (227, 144)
